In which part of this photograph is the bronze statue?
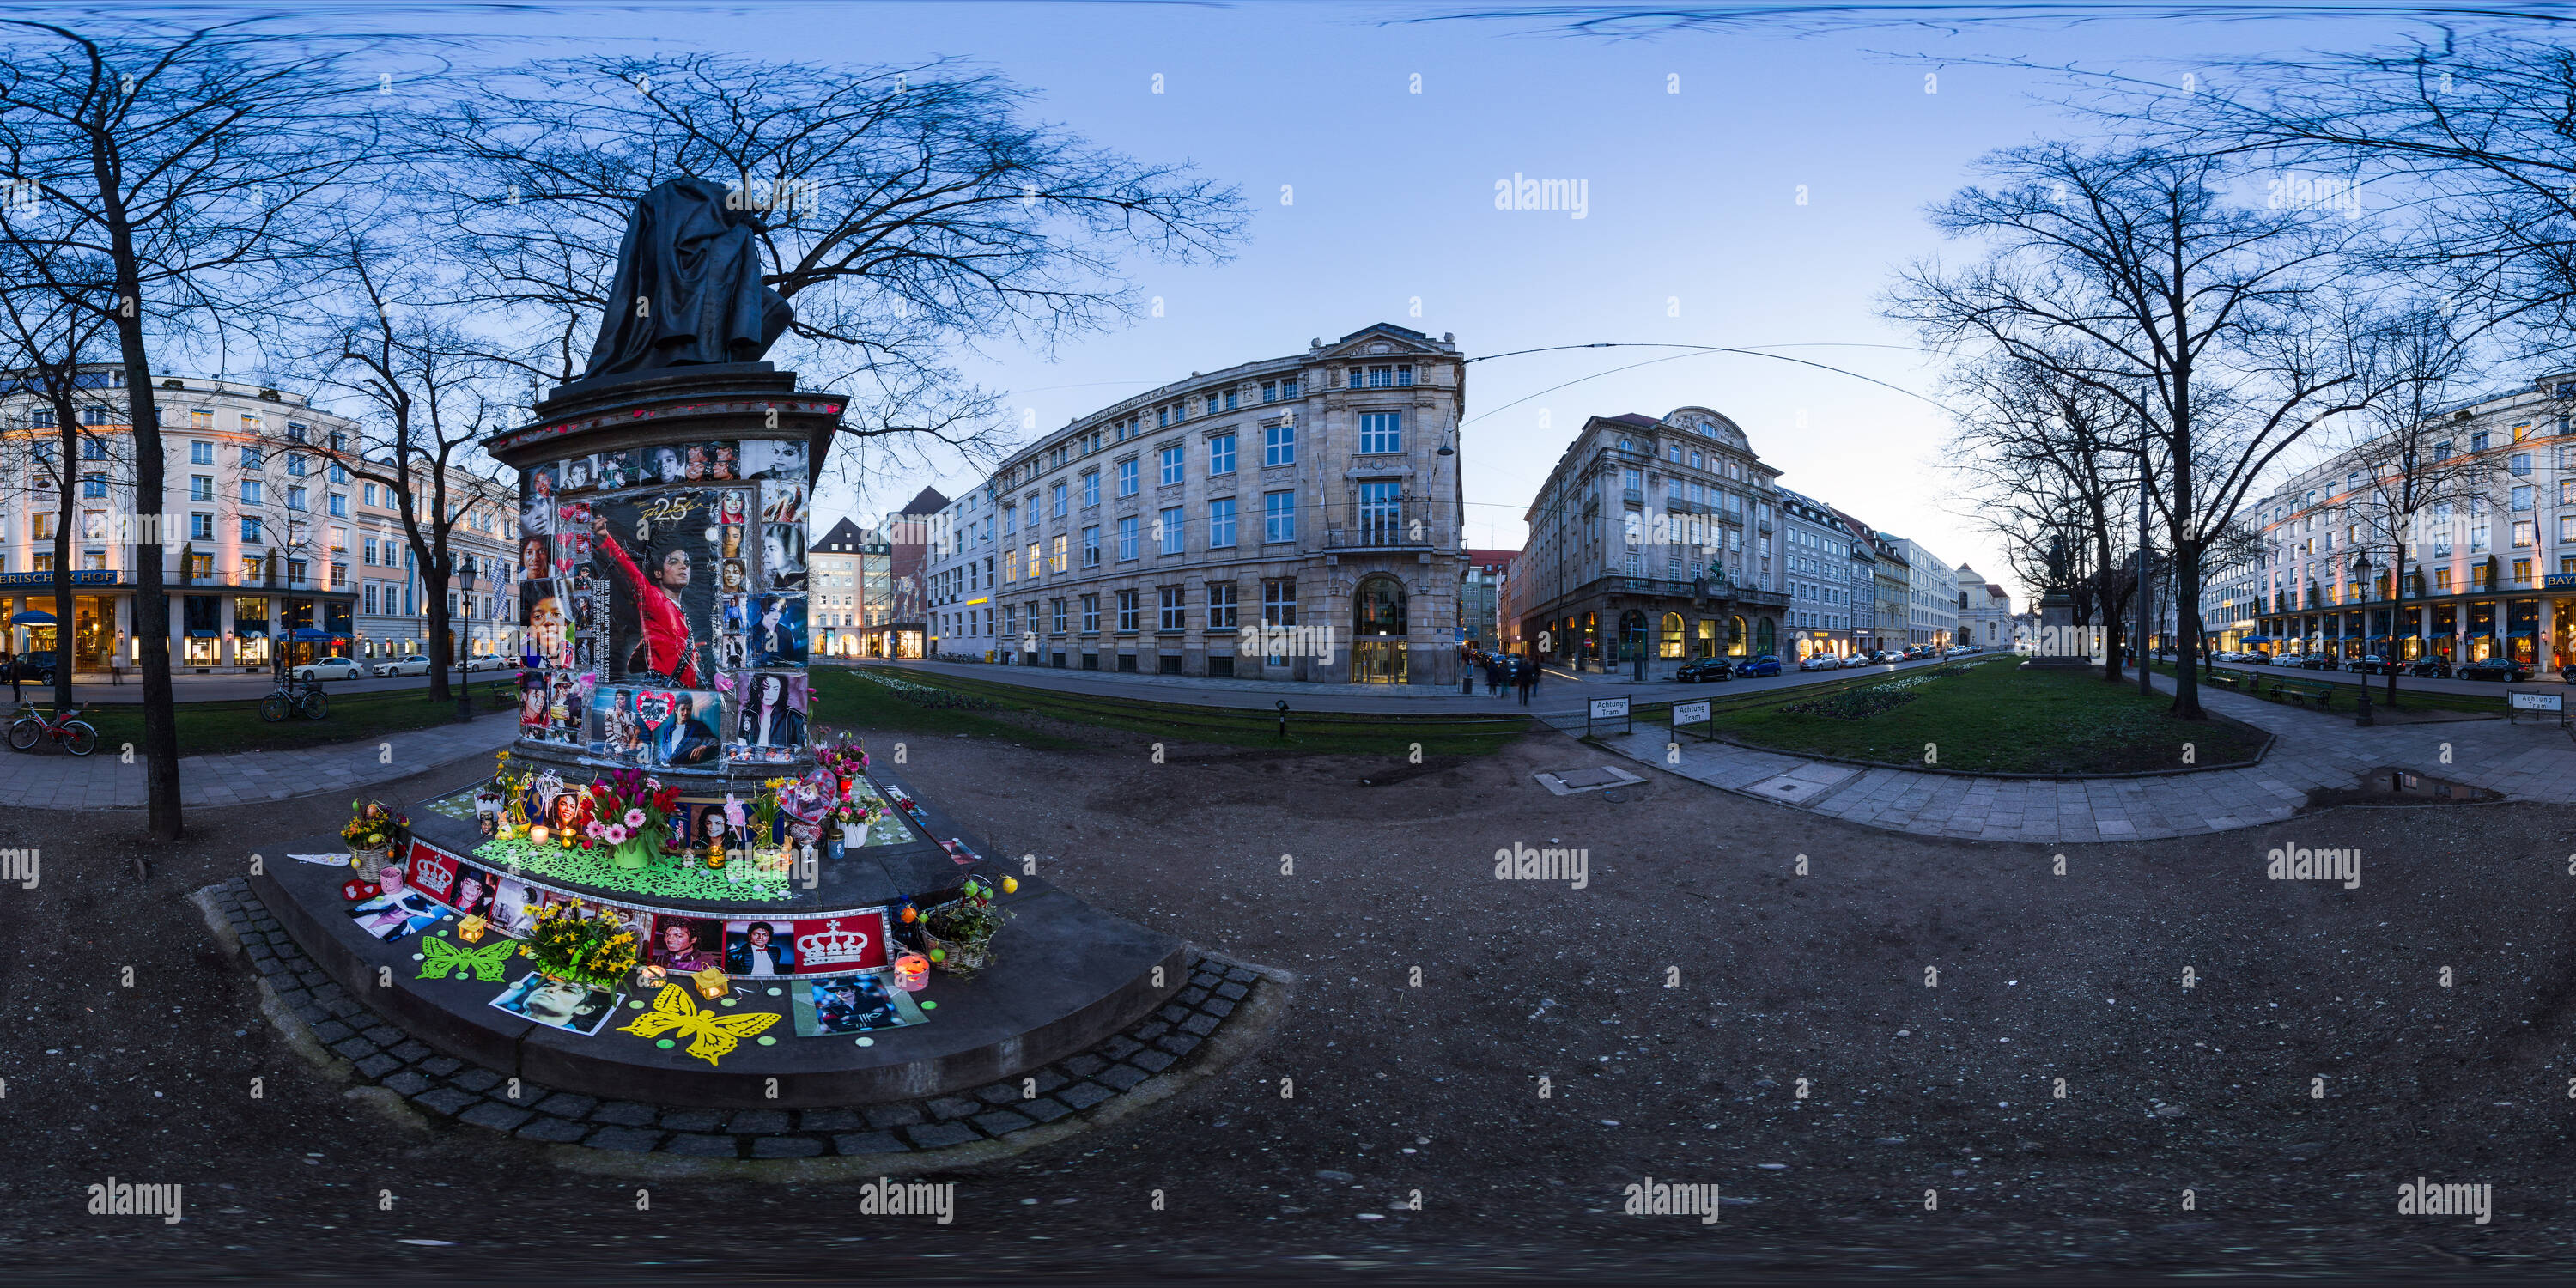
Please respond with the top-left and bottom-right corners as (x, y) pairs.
(584, 177), (794, 380)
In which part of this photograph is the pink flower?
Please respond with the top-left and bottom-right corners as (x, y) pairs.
(623, 809), (646, 829)
(585, 821), (605, 838)
(603, 824), (628, 844)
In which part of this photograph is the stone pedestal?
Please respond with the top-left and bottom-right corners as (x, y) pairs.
(2020, 592), (2094, 671)
(483, 367), (848, 792)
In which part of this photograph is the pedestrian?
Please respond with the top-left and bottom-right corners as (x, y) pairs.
(1515, 653), (1536, 706)
(1483, 653), (1504, 697)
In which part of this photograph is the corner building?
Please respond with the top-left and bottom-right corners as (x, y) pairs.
(927, 323), (1468, 684)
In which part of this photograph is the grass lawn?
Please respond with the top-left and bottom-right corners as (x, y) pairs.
(16, 678), (524, 756)
(2150, 661), (2510, 715)
(814, 665), (1528, 756)
(1704, 657), (2269, 774)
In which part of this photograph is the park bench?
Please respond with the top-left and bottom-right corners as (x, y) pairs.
(2269, 679), (2336, 708)
(2201, 670), (2252, 693)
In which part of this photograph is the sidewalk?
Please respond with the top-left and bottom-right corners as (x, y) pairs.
(0, 711), (516, 811)
(1586, 669), (2576, 843)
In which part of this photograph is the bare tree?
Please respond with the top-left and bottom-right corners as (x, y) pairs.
(0, 18), (388, 840)
(0, 246), (114, 713)
(423, 52), (1249, 468)
(1942, 350), (2146, 679)
(1888, 143), (2385, 718)
(302, 236), (513, 705)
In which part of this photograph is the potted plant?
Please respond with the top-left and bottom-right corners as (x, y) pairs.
(341, 799), (403, 870)
(815, 735), (869, 799)
(585, 770), (680, 870)
(519, 902), (641, 991)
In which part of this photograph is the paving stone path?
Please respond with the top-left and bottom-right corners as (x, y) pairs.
(201, 877), (1272, 1158)
(1586, 669), (2576, 842)
(1, 712), (517, 811)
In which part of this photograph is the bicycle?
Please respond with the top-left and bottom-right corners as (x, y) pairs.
(8, 700), (96, 756)
(259, 674), (331, 722)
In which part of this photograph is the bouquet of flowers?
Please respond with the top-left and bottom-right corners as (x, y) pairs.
(519, 902), (641, 990)
(831, 797), (887, 829)
(815, 735), (869, 780)
(586, 769), (683, 866)
(341, 799), (403, 854)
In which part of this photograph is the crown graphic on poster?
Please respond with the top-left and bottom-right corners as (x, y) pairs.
(409, 860), (455, 898)
(796, 919), (872, 966)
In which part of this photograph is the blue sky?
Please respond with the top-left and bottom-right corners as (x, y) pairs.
(168, 0), (2495, 605)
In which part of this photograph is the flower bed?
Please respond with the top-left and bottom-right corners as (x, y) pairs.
(1777, 663), (1976, 720)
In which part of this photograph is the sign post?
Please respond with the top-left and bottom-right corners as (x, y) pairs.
(1587, 696), (1631, 738)
(1671, 698), (1713, 743)
(2507, 689), (2566, 728)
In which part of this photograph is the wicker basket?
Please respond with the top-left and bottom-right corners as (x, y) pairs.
(349, 844), (392, 872)
(918, 902), (999, 978)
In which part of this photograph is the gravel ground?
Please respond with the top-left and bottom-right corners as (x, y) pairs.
(3, 719), (2572, 1281)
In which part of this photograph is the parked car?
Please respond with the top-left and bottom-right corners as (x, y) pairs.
(1798, 653), (1842, 672)
(294, 657), (367, 682)
(2457, 657), (2533, 683)
(2294, 654), (2341, 670)
(2406, 659), (2453, 678)
(1675, 657), (1735, 683)
(1842, 653), (1880, 668)
(2343, 655), (2395, 676)
(462, 654), (513, 672)
(373, 654), (433, 677)
(1737, 654), (1784, 678)
(8, 653), (59, 684)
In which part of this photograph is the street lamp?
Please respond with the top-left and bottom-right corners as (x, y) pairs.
(2349, 554), (2374, 727)
(454, 556), (477, 724)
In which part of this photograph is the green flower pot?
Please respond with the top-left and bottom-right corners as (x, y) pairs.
(610, 835), (658, 870)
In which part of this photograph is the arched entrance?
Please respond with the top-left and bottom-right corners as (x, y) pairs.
(1727, 615), (1747, 657)
(1618, 610), (1647, 667)
(1352, 575), (1409, 683)
(1660, 612), (1684, 659)
(1755, 617), (1777, 656)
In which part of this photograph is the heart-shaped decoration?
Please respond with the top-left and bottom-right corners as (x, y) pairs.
(634, 690), (676, 731)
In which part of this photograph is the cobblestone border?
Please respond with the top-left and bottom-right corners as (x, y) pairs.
(198, 877), (1274, 1159)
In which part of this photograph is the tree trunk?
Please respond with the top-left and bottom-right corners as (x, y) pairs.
(47, 387), (74, 716)
(2384, 551), (2403, 708)
(423, 564), (451, 703)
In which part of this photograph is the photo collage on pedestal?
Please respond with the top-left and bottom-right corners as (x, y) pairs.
(516, 434), (811, 769)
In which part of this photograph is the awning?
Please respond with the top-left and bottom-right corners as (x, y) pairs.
(10, 611), (54, 624)
(186, 629), (220, 638)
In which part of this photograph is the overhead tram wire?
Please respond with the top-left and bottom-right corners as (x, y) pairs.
(1460, 341), (1956, 428)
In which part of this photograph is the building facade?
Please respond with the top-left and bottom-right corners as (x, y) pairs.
(1511, 407), (1792, 676)
(1953, 564), (2014, 648)
(1461, 548), (1513, 651)
(2247, 371), (2576, 667)
(1778, 488), (1868, 659)
(811, 518), (881, 659)
(927, 323), (1470, 683)
(1880, 536), (1959, 646)
(1867, 533), (1910, 653)
(0, 366), (515, 672)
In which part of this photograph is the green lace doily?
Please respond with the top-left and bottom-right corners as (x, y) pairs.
(471, 835), (796, 903)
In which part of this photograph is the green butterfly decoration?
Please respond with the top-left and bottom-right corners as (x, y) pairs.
(417, 936), (516, 982)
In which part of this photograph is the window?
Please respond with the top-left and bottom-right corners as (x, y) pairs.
(363, 585), (378, 614)
(240, 447), (264, 469)
(288, 486), (307, 511)
(190, 513), (213, 541)
(1207, 581), (1237, 629)
(1081, 594), (1100, 634)
(2472, 430), (2491, 452)
(1159, 585), (1186, 630)
(1050, 482), (1066, 519)
(1050, 598), (1067, 634)
(2513, 484), (2535, 511)
(2514, 557), (2534, 584)
(2513, 453), (2535, 477)
(2437, 568), (2454, 591)
(328, 492), (347, 518)
(1049, 533), (1066, 573)
(1157, 405), (1170, 428)
(190, 440), (213, 465)
(1118, 459), (1139, 496)
(81, 474), (105, 499)
(1359, 411), (1401, 453)
(1358, 481), (1401, 544)
(2514, 519), (2536, 547)
(1210, 433), (1236, 474)
(1159, 446), (1183, 486)
(1081, 525), (1100, 568)
(1261, 380), (1279, 403)
(1117, 589), (1139, 631)
(1207, 497), (1236, 548)
(1158, 506), (1184, 555)
(328, 464), (346, 484)
(1265, 421), (1295, 466)
(240, 479), (263, 505)
(241, 517), (262, 542)
(1263, 580), (1297, 627)
(287, 453), (307, 477)
(1002, 502), (1016, 535)
(363, 537), (377, 565)
(1265, 490), (1296, 543)
(1117, 514), (1139, 561)
(1024, 543), (1039, 580)
(1082, 471), (1098, 507)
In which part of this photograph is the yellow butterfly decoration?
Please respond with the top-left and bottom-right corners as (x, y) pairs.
(416, 935), (516, 982)
(619, 983), (780, 1067)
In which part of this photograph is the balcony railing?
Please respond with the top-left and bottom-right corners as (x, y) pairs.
(1324, 500), (1440, 550)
